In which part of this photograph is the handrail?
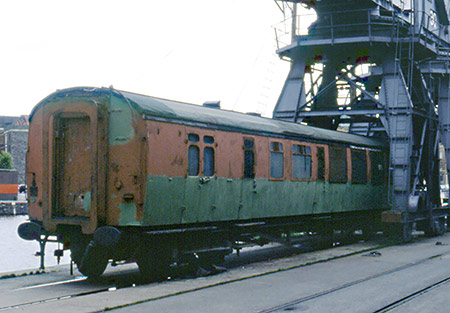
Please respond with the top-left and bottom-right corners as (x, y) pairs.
(273, 7), (449, 51)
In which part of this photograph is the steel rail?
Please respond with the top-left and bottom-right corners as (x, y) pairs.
(257, 250), (450, 313)
(0, 288), (110, 312)
(373, 275), (450, 313)
(0, 240), (383, 312)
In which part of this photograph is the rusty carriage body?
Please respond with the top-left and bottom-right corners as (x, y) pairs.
(19, 87), (388, 278)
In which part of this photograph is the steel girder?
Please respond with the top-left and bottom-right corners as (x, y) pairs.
(272, 1), (449, 231)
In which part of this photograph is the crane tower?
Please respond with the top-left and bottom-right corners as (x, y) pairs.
(272, 0), (450, 239)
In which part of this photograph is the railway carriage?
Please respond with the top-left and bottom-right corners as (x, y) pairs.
(18, 87), (388, 278)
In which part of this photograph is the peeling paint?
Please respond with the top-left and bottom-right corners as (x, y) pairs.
(108, 96), (135, 146)
(118, 202), (141, 226)
(83, 192), (91, 212)
(142, 174), (388, 226)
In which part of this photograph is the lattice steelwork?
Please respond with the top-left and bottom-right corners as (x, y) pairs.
(272, 0), (450, 237)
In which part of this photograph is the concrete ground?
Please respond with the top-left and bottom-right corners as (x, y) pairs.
(110, 236), (450, 313)
(1, 234), (450, 312)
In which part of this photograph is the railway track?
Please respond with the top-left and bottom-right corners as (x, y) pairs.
(259, 250), (450, 313)
(373, 276), (450, 312)
(0, 238), (382, 312)
(106, 234), (450, 313)
(1, 234), (449, 312)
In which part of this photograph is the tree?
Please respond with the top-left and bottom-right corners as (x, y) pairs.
(0, 151), (14, 169)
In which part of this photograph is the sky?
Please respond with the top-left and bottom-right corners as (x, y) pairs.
(0, 0), (291, 117)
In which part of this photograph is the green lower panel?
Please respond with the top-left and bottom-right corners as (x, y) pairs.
(141, 175), (388, 226)
(212, 178), (241, 221)
(142, 176), (185, 225)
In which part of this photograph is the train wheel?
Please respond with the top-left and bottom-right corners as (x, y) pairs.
(318, 224), (334, 247)
(137, 245), (171, 282)
(386, 223), (413, 242)
(78, 241), (109, 278)
(196, 251), (227, 275)
(69, 232), (90, 265)
(361, 224), (376, 241)
(401, 222), (413, 242)
(435, 218), (446, 236)
(424, 217), (446, 237)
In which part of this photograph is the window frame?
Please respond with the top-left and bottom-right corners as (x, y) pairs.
(187, 145), (200, 176)
(202, 135), (215, 177)
(315, 145), (327, 182)
(292, 143), (313, 181)
(329, 145), (348, 184)
(187, 132), (201, 176)
(270, 141), (284, 179)
(243, 137), (256, 179)
(351, 148), (368, 184)
(186, 131), (216, 177)
(369, 150), (385, 185)
(203, 146), (215, 177)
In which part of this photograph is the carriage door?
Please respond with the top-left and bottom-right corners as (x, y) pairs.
(52, 114), (93, 219)
(42, 101), (105, 233)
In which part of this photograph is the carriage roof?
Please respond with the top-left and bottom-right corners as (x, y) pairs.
(32, 87), (385, 148)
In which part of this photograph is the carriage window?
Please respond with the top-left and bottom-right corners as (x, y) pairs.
(204, 136), (214, 144)
(244, 138), (255, 178)
(270, 142), (283, 152)
(293, 144), (312, 179)
(370, 151), (384, 185)
(188, 145), (199, 176)
(329, 146), (347, 183)
(270, 142), (284, 178)
(188, 133), (200, 176)
(317, 147), (325, 181)
(188, 133), (199, 142)
(351, 149), (367, 183)
(244, 138), (254, 150)
(203, 147), (215, 176)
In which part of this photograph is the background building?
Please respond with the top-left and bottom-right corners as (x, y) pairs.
(0, 116), (29, 184)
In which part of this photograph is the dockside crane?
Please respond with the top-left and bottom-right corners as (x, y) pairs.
(272, 0), (450, 240)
